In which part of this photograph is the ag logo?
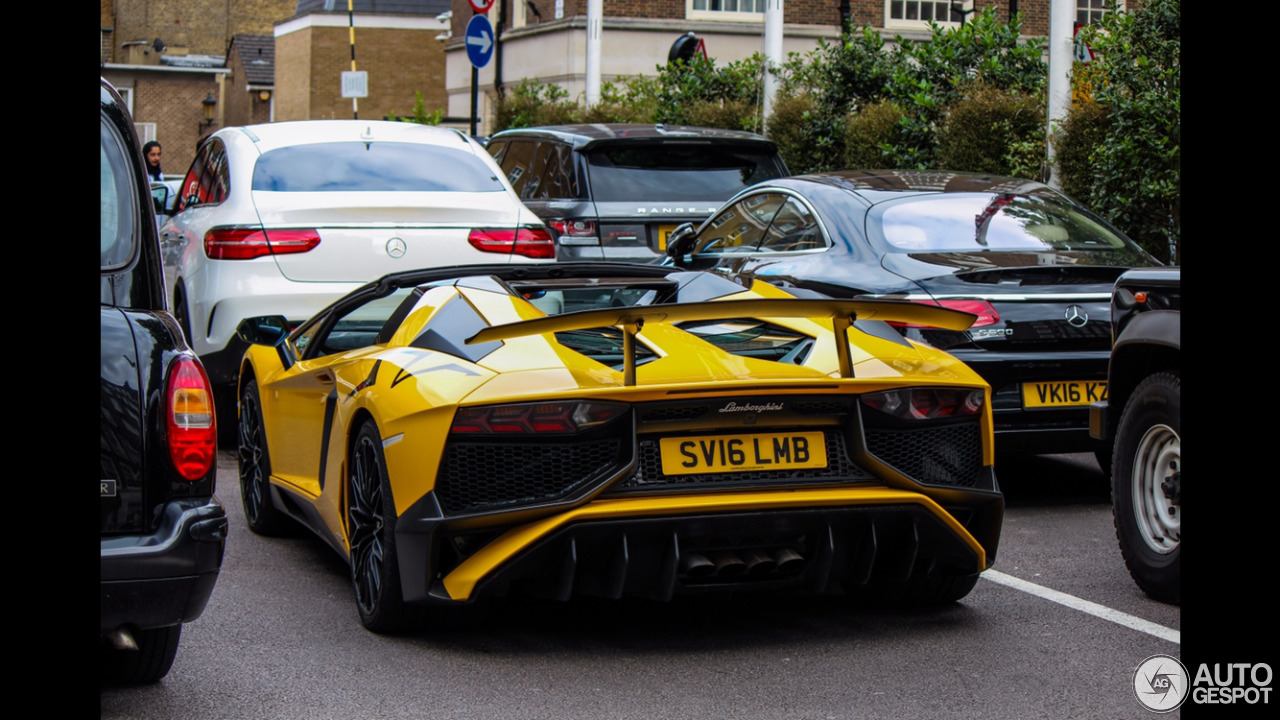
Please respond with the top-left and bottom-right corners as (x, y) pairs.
(1134, 654), (1189, 712)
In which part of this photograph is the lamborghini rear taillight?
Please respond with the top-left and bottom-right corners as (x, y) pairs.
(467, 227), (556, 258)
(204, 227), (321, 259)
(861, 388), (985, 421)
(451, 401), (626, 434)
(166, 357), (217, 480)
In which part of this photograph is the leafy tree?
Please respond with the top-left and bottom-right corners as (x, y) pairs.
(1069, 0), (1180, 263)
(492, 78), (576, 131)
(385, 92), (443, 125)
(936, 83), (1046, 178)
(842, 100), (906, 169)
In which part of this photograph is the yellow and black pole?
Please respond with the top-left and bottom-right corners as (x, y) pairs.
(347, 0), (358, 119)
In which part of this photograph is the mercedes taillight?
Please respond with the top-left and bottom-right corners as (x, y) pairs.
(467, 227), (556, 258)
(894, 299), (999, 328)
(204, 227), (321, 260)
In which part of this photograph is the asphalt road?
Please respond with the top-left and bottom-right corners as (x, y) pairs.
(101, 451), (1186, 719)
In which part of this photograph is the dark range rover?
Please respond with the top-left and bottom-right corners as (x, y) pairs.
(486, 124), (789, 262)
(101, 78), (227, 683)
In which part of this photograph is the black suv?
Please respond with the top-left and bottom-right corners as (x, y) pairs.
(486, 124), (789, 261)
(101, 78), (228, 683)
(1089, 267), (1180, 604)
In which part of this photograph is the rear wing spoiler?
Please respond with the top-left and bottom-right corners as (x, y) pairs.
(466, 298), (975, 385)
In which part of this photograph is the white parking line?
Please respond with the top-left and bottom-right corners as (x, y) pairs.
(982, 570), (1180, 644)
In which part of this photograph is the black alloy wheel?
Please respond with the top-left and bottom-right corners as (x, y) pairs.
(238, 378), (289, 536)
(347, 422), (422, 634)
(173, 286), (193, 346)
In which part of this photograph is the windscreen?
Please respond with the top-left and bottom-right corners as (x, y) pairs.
(585, 143), (787, 202)
(252, 141), (505, 193)
(869, 192), (1143, 254)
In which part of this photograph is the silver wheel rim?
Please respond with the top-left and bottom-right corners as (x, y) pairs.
(1131, 423), (1180, 554)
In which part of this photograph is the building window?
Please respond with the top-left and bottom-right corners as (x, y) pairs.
(1078, 0), (1123, 26)
(688, 0), (764, 22)
(886, 1), (961, 28)
(510, 0), (527, 30)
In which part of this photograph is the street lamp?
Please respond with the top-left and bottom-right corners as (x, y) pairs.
(200, 92), (217, 132)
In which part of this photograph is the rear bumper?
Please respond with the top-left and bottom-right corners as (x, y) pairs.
(556, 245), (666, 263)
(396, 486), (1004, 605)
(100, 497), (228, 633)
(953, 349), (1109, 453)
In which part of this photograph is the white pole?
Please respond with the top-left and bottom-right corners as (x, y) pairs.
(586, 0), (602, 106)
(1046, 0), (1074, 189)
(762, 0), (784, 134)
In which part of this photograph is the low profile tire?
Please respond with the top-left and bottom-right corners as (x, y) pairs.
(348, 422), (424, 634)
(1093, 448), (1113, 478)
(173, 286), (193, 346)
(1111, 372), (1180, 604)
(238, 378), (291, 536)
(102, 624), (181, 684)
(845, 572), (980, 608)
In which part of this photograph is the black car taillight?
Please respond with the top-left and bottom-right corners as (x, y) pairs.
(166, 357), (217, 480)
(893, 299), (998, 328)
(468, 227), (556, 258)
(451, 400), (627, 434)
(861, 388), (984, 421)
(548, 218), (599, 245)
(204, 227), (321, 259)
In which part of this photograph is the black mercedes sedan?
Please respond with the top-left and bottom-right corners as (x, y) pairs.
(665, 170), (1159, 458)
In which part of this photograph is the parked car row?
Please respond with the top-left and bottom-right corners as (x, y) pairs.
(660, 170), (1159, 460)
(105, 97), (1170, 682)
(157, 120), (553, 431)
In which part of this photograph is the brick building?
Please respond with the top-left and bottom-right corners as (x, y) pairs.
(226, 34), (277, 126)
(101, 0), (295, 174)
(273, 0), (451, 122)
(99, 0), (1131, 167)
(444, 0), (1130, 135)
(101, 1), (453, 170)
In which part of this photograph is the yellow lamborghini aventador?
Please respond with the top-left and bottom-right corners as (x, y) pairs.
(236, 262), (1004, 633)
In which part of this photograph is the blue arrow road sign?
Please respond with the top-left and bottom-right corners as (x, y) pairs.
(466, 15), (494, 69)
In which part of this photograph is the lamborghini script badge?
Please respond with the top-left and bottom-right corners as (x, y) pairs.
(718, 401), (784, 414)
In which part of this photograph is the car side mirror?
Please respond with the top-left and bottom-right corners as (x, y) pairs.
(150, 184), (170, 216)
(237, 315), (291, 347)
(664, 222), (697, 265)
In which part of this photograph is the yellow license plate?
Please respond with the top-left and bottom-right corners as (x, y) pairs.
(659, 431), (827, 475)
(1022, 380), (1108, 408)
(657, 224), (678, 251)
